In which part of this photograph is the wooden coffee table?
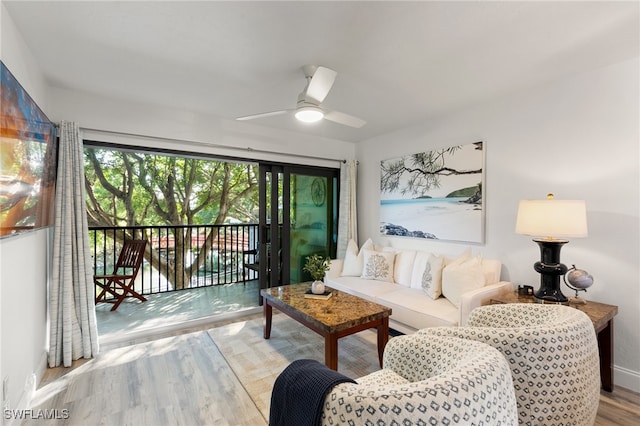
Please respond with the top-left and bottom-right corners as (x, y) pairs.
(261, 283), (392, 370)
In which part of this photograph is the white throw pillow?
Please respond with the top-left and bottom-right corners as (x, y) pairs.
(441, 255), (486, 308)
(410, 251), (429, 290)
(361, 249), (395, 282)
(393, 250), (416, 287)
(481, 258), (502, 284)
(443, 247), (473, 266)
(341, 238), (373, 276)
(410, 252), (444, 299)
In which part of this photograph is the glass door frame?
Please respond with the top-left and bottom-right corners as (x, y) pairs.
(258, 162), (339, 303)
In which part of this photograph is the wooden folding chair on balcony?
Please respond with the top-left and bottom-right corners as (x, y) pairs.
(94, 239), (148, 311)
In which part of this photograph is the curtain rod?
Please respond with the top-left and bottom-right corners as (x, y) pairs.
(77, 126), (349, 164)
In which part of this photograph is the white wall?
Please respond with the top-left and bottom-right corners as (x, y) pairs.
(356, 58), (640, 392)
(49, 87), (356, 169)
(0, 2), (50, 417)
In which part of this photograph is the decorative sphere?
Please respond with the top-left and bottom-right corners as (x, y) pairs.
(566, 268), (594, 289)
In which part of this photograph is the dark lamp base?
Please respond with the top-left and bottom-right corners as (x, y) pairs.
(532, 238), (569, 305)
(534, 289), (569, 305)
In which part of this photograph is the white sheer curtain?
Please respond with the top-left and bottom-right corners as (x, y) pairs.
(337, 160), (358, 258)
(49, 121), (99, 367)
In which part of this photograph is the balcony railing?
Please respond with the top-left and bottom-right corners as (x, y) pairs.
(89, 224), (259, 298)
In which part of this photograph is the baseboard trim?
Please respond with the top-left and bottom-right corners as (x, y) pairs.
(614, 365), (640, 393)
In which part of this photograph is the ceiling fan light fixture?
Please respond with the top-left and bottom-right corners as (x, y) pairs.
(295, 106), (324, 123)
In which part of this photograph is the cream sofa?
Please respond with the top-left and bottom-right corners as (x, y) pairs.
(324, 240), (513, 334)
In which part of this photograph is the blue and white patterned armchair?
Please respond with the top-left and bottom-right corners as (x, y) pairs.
(321, 334), (518, 425)
(419, 303), (600, 426)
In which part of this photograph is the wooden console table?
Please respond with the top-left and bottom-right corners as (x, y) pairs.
(490, 291), (618, 392)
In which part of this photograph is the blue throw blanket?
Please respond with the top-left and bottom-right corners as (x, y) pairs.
(269, 359), (356, 426)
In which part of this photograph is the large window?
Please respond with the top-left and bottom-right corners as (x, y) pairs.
(84, 141), (340, 326)
(84, 142), (260, 293)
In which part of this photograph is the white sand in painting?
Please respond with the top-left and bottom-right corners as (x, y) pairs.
(380, 198), (482, 242)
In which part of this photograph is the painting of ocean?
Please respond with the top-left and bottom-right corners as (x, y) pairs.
(379, 142), (484, 243)
(380, 197), (482, 242)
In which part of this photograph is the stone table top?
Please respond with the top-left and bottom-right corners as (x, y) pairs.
(261, 283), (392, 333)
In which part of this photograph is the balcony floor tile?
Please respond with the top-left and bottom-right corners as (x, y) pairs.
(96, 280), (261, 347)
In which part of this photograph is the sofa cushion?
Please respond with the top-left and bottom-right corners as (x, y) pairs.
(341, 238), (373, 276)
(326, 276), (398, 300)
(441, 255), (485, 308)
(361, 249), (395, 282)
(410, 251), (445, 299)
(392, 249), (415, 287)
(376, 287), (459, 327)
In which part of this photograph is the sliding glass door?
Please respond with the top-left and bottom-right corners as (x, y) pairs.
(257, 164), (338, 302)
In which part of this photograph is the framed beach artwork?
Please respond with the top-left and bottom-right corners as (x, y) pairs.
(380, 141), (485, 243)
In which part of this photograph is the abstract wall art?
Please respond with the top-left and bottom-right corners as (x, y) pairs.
(1, 61), (57, 238)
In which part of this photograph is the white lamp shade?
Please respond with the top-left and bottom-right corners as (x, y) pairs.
(295, 106), (324, 123)
(516, 198), (588, 239)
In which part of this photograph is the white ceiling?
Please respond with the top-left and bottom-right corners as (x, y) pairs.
(4, 1), (639, 143)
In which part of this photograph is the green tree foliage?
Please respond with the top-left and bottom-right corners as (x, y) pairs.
(84, 147), (259, 289)
(380, 145), (482, 198)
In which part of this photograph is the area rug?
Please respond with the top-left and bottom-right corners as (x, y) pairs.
(207, 313), (382, 420)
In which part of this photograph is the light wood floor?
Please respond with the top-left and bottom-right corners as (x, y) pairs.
(597, 388), (640, 426)
(27, 313), (267, 426)
(27, 311), (640, 426)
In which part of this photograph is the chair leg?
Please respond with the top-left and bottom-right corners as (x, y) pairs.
(110, 282), (147, 311)
(111, 295), (125, 311)
(95, 280), (121, 303)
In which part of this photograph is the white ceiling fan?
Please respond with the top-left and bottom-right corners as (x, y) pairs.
(236, 65), (366, 128)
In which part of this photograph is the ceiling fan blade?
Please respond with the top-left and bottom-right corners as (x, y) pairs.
(236, 110), (289, 121)
(305, 66), (337, 104)
(324, 110), (366, 128)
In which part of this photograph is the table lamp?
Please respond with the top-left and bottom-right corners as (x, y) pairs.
(515, 194), (588, 304)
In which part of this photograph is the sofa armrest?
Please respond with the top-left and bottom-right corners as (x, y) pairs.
(326, 259), (343, 279)
(458, 281), (513, 326)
